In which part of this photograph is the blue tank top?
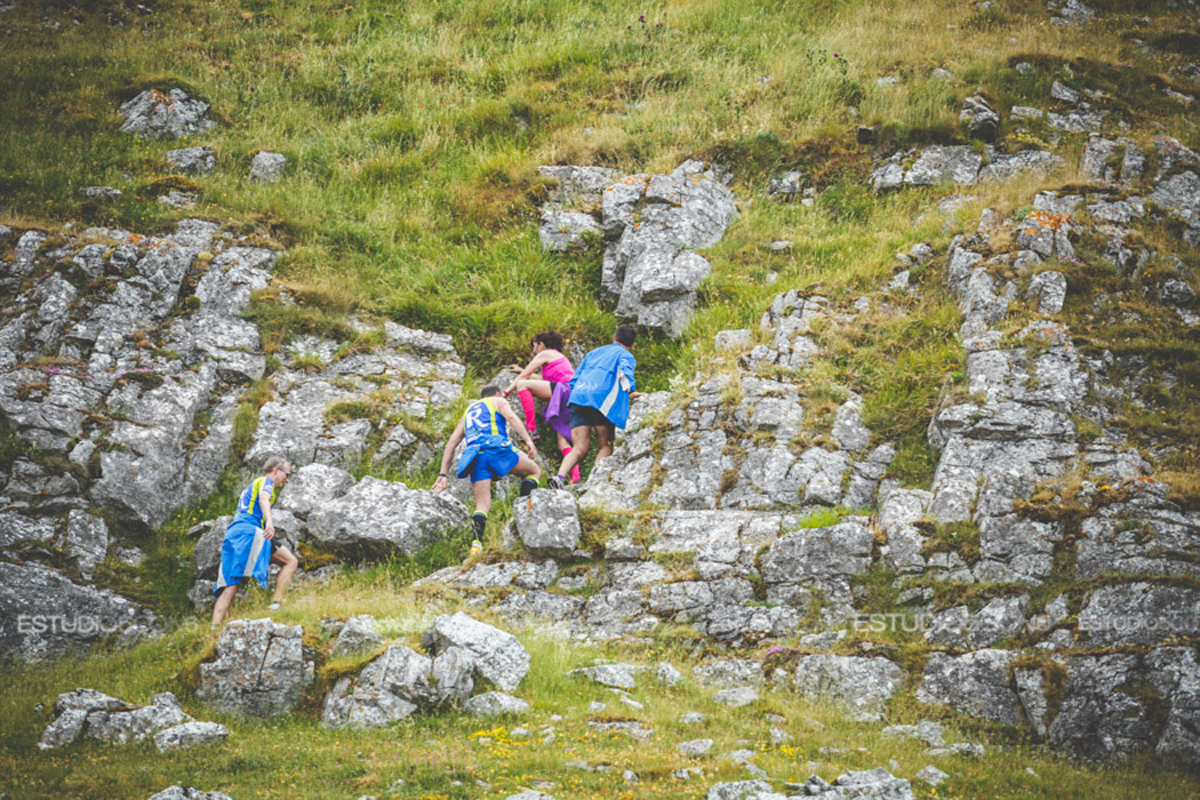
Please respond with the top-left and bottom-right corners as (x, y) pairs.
(464, 397), (507, 446)
(232, 475), (277, 527)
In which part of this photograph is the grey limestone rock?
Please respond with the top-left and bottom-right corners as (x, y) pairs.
(464, 691), (531, 717)
(148, 788), (233, 800)
(831, 393), (871, 451)
(768, 171), (804, 197)
(82, 186), (121, 200)
(1080, 136), (1144, 184)
(1047, 653), (1157, 761)
(1048, 0), (1095, 27)
(568, 663), (639, 689)
(917, 649), (1022, 725)
(1077, 583), (1200, 645)
(331, 615), (385, 656)
(0, 562), (156, 662)
(713, 686), (758, 707)
(602, 161), (738, 337)
(1026, 270), (1066, 314)
(198, 618), (314, 717)
(166, 145), (217, 175)
(881, 721), (945, 747)
(1150, 170), (1200, 232)
(119, 89), (214, 139)
(540, 211), (602, 252)
(926, 595), (1028, 647)
(307, 477), (467, 561)
(422, 612), (530, 691)
(961, 95), (1000, 142)
(679, 738), (714, 757)
(705, 781), (773, 800)
(153, 721), (230, 752)
(322, 644), (473, 728)
(656, 661), (684, 686)
(915, 766), (949, 787)
(791, 655), (904, 722)
(77, 691), (193, 745)
(514, 489), (582, 558)
(275, 463), (356, 519)
(249, 151), (286, 183)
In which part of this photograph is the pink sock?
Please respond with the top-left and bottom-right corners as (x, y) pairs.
(562, 447), (581, 484)
(517, 389), (536, 432)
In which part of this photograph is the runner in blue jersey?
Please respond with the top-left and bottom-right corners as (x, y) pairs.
(211, 456), (297, 627)
(549, 324), (642, 490)
(432, 386), (541, 544)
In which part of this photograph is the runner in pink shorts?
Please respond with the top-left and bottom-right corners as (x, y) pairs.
(504, 330), (581, 483)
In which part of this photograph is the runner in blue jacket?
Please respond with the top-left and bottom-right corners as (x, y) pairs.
(549, 324), (641, 489)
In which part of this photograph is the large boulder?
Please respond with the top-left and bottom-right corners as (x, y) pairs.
(39, 689), (193, 748)
(322, 644), (475, 728)
(306, 477), (468, 561)
(601, 161), (738, 337)
(119, 89), (215, 139)
(1077, 583), (1200, 645)
(148, 789), (233, 800)
(422, 612), (530, 691)
(0, 562), (157, 662)
(275, 463), (356, 519)
(198, 618), (314, 717)
(514, 489), (582, 558)
(917, 649), (1022, 725)
(790, 655), (904, 722)
(153, 721), (230, 752)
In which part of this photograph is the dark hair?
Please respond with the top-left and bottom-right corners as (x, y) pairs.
(480, 385), (502, 398)
(531, 330), (565, 351)
(614, 324), (637, 347)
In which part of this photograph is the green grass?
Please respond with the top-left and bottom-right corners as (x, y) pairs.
(4, 0), (1200, 796)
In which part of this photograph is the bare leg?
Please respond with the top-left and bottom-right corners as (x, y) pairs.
(512, 452), (542, 481)
(557, 425), (590, 479)
(556, 432), (581, 484)
(515, 378), (554, 400)
(211, 584), (238, 627)
(472, 479), (493, 516)
(271, 546), (299, 602)
(595, 424), (615, 461)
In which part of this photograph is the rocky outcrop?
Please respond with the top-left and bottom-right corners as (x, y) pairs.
(514, 489), (582, 558)
(148, 789), (233, 800)
(870, 145), (1063, 191)
(322, 643), (475, 728)
(0, 562), (157, 662)
(322, 613), (533, 729)
(306, 476), (468, 560)
(537, 160), (738, 337)
(119, 89), (215, 139)
(582, 366), (892, 514)
(249, 151), (285, 184)
(198, 618), (314, 717)
(153, 721), (230, 752)
(39, 689), (193, 749)
(789, 655), (904, 722)
(250, 321), (462, 471)
(422, 612), (531, 691)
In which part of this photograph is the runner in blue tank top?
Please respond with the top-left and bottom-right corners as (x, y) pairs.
(211, 456), (297, 628)
(432, 386), (541, 544)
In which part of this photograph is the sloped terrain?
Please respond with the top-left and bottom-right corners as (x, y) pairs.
(1, 0), (1199, 798)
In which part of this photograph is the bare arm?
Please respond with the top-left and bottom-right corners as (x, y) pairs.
(494, 397), (537, 458)
(258, 486), (275, 540)
(432, 417), (466, 493)
(505, 351), (555, 394)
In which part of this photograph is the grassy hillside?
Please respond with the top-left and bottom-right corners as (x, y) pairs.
(2, 0), (1199, 797)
